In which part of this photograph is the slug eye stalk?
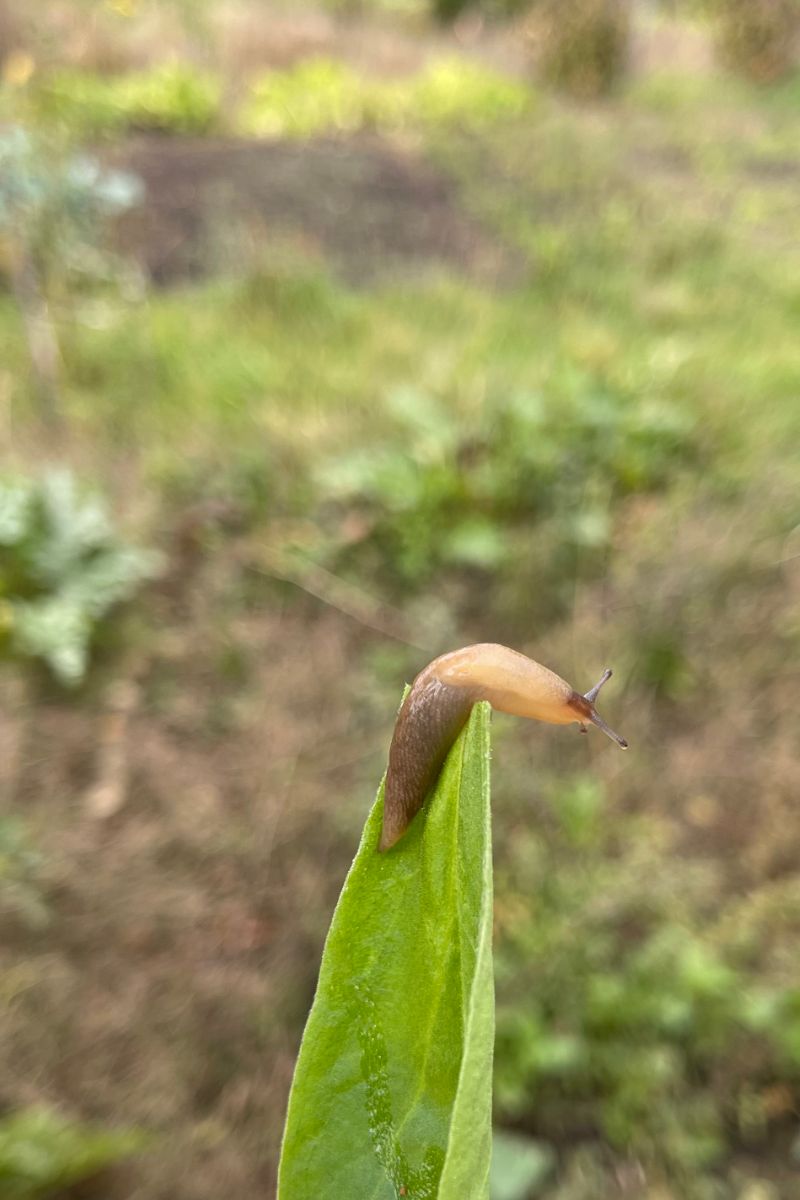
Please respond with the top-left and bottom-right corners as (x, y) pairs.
(581, 668), (628, 749)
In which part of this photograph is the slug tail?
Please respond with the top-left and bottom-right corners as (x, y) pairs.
(379, 676), (474, 851)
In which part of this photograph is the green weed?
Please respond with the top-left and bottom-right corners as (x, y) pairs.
(0, 470), (160, 685)
(314, 382), (695, 612)
(494, 775), (800, 1185)
(31, 63), (222, 137)
(0, 1106), (146, 1200)
(0, 817), (47, 930)
(238, 57), (533, 139)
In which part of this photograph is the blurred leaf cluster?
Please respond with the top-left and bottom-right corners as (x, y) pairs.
(238, 57), (533, 139)
(0, 816), (47, 929)
(0, 126), (141, 277)
(0, 470), (160, 685)
(30, 62), (222, 137)
(490, 1130), (555, 1200)
(22, 56), (531, 143)
(494, 776), (800, 1186)
(313, 385), (694, 615)
(0, 1106), (146, 1199)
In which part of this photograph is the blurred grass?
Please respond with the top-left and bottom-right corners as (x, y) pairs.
(0, 1107), (146, 1200)
(4, 68), (797, 482)
(238, 57), (533, 138)
(29, 63), (222, 136)
(17, 56), (532, 140)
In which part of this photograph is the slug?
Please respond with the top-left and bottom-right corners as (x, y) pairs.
(380, 643), (627, 851)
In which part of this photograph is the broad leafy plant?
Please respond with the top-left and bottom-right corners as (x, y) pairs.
(0, 127), (140, 254)
(0, 1106), (145, 1200)
(0, 470), (160, 685)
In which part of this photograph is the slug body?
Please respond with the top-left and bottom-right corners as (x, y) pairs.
(380, 643), (626, 851)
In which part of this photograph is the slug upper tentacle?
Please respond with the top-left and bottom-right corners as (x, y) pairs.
(380, 643), (627, 852)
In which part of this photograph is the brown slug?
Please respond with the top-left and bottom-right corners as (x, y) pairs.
(380, 643), (627, 851)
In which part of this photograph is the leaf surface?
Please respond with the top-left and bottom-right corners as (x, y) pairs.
(278, 700), (493, 1200)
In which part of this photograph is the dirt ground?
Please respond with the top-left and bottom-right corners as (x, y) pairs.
(110, 132), (514, 286)
(1, 576), (393, 1197)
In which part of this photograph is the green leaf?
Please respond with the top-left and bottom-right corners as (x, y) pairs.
(0, 469), (160, 684)
(11, 595), (91, 684)
(278, 701), (493, 1200)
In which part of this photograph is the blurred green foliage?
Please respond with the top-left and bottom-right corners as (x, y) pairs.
(31, 63), (222, 136)
(490, 1131), (555, 1200)
(24, 56), (533, 144)
(0, 816), (47, 929)
(0, 126), (141, 272)
(238, 57), (533, 139)
(0, 1107), (146, 1199)
(0, 470), (160, 684)
(428, 0), (632, 99)
(0, 127), (141, 420)
(495, 776), (800, 1188)
(314, 384), (694, 609)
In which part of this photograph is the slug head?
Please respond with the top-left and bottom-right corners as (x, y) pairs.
(568, 668), (628, 749)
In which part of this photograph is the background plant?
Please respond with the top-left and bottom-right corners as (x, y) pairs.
(494, 775), (800, 1189)
(32, 63), (222, 137)
(0, 469), (159, 685)
(312, 383), (694, 622)
(0, 1107), (145, 1200)
(238, 57), (532, 140)
(0, 127), (140, 418)
(0, 815), (47, 929)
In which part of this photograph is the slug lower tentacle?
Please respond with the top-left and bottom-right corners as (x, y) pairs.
(380, 643), (627, 852)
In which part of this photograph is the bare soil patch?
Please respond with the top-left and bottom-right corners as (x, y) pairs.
(110, 133), (514, 286)
(0, 584), (392, 1199)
